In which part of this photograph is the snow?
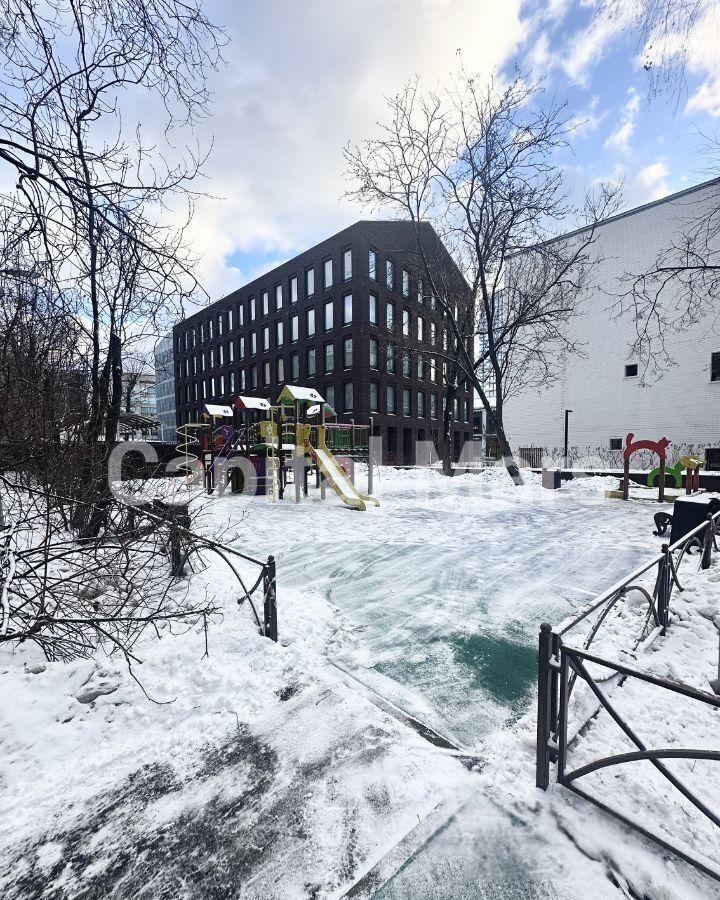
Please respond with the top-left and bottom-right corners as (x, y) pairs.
(0, 466), (718, 898)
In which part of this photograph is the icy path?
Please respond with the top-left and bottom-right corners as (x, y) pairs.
(205, 468), (659, 750)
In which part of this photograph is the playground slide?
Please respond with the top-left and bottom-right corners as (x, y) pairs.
(311, 444), (380, 511)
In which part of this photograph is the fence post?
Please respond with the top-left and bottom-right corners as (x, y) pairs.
(701, 514), (714, 570)
(536, 622), (554, 789)
(263, 554), (278, 642)
(657, 544), (671, 631)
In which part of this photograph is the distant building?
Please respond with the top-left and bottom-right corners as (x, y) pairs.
(503, 178), (720, 464)
(154, 336), (177, 443)
(120, 370), (159, 440)
(172, 221), (474, 464)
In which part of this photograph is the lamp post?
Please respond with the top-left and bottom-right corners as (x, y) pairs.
(564, 409), (573, 470)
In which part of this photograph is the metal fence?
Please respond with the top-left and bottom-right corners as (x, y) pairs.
(118, 498), (278, 642)
(536, 508), (720, 882)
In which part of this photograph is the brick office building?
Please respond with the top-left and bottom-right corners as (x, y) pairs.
(172, 220), (474, 464)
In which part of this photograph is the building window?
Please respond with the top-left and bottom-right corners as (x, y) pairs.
(209, 348), (215, 369)
(250, 332), (257, 354)
(201, 352), (206, 372)
(386, 385), (396, 414)
(200, 322), (205, 342)
(238, 304), (244, 327)
(403, 308), (410, 336)
(369, 293), (378, 325)
(218, 344), (224, 365)
(228, 341), (234, 363)
(369, 337), (378, 369)
(209, 319), (214, 340)
(342, 292), (353, 325)
(306, 267), (315, 297)
(417, 357), (425, 379)
(229, 371), (235, 393)
(418, 391), (425, 417)
(324, 342), (334, 373)
(325, 385), (335, 409)
(417, 278), (423, 305)
(344, 382), (353, 411)
(343, 337), (353, 369)
(402, 268), (410, 297)
(711, 351), (720, 382)
(609, 437), (623, 451)
(625, 363), (638, 377)
(239, 336), (245, 359)
(307, 307), (316, 337)
(202, 380), (207, 399)
(369, 249), (377, 281)
(386, 259), (395, 290)
(307, 348), (316, 377)
(343, 249), (352, 280)
(250, 297), (256, 321)
(403, 388), (411, 416)
(210, 376), (215, 396)
(324, 300), (333, 331)
(418, 317), (425, 342)
(240, 369), (246, 391)
(370, 382), (378, 412)
(291, 314), (299, 342)
(277, 357), (285, 383)
(465, 400), (471, 422)
(263, 361), (271, 386)
(387, 344), (396, 374)
(219, 374), (225, 395)
(291, 352), (299, 380)
(430, 393), (437, 419)
(228, 309), (233, 331)
(262, 291), (269, 317)
(290, 276), (298, 304)
(275, 284), (283, 309)
(323, 258), (333, 289)
(263, 326), (270, 352)
(217, 314), (223, 336)
(386, 302), (395, 330)
(276, 321), (284, 346)
(402, 352), (411, 377)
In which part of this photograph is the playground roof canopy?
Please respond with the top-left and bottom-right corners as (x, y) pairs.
(204, 403), (234, 418)
(277, 385), (324, 405)
(307, 403), (337, 417)
(234, 396), (271, 412)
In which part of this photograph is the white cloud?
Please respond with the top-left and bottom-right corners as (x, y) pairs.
(604, 88), (641, 153)
(596, 159), (671, 210)
(560, 1), (636, 86)
(154, 0), (528, 305)
(570, 95), (607, 137)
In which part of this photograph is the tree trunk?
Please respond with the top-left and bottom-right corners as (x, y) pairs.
(441, 389), (455, 476)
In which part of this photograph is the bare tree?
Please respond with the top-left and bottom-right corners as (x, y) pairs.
(604, 0), (718, 104)
(0, 0), (225, 533)
(345, 72), (620, 483)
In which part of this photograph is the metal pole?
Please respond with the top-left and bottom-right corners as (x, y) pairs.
(536, 622), (553, 789)
(263, 555), (278, 642)
(563, 409), (572, 470)
(368, 416), (374, 495)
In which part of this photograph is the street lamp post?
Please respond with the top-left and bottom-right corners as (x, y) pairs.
(564, 409), (573, 470)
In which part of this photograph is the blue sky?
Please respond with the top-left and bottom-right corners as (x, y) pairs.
(175, 0), (719, 305)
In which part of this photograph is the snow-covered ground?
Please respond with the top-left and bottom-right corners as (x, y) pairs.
(1, 467), (718, 898)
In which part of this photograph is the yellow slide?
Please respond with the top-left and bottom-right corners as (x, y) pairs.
(313, 426), (380, 511)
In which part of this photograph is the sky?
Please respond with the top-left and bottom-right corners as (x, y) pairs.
(162, 0), (720, 307)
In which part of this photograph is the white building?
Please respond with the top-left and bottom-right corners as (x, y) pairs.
(503, 178), (720, 466)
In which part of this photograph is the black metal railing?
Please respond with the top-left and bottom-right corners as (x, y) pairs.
(536, 509), (720, 881)
(118, 498), (278, 642)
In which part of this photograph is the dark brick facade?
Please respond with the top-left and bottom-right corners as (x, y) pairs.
(172, 220), (473, 464)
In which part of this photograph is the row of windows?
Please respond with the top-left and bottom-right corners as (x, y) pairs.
(177, 296), (461, 380)
(177, 248), (453, 354)
(179, 374), (471, 422)
(177, 336), (469, 390)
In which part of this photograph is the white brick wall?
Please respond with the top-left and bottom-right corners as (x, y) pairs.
(503, 180), (720, 459)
